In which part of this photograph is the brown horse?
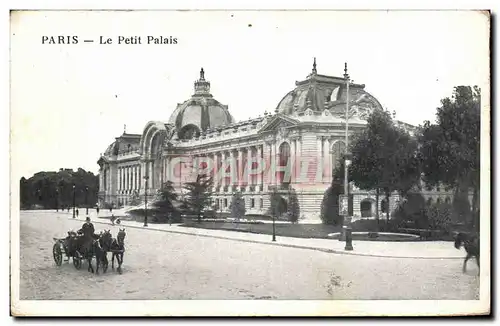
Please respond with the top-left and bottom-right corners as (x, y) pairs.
(454, 232), (479, 273)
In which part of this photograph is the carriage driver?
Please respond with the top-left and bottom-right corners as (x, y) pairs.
(81, 216), (95, 238)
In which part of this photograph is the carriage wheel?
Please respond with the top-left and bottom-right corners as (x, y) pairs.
(52, 243), (63, 266)
(73, 256), (82, 270)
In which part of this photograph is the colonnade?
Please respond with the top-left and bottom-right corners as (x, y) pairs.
(117, 164), (142, 194)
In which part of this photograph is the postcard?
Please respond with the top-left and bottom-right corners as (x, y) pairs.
(10, 9), (490, 316)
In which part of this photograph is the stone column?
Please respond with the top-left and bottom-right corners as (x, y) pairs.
(291, 138), (297, 184)
(138, 164), (142, 190)
(130, 166), (133, 192)
(264, 141), (272, 191)
(212, 152), (218, 187)
(127, 166), (131, 192)
(246, 147), (252, 191)
(98, 168), (103, 195)
(316, 136), (323, 183)
(107, 165), (112, 195)
(296, 137), (302, 184)
(122, 166), (126, 193)
(237, 148), (243, 187)
(223, 151), (228, 190)
(257, 145), (263, 192)
(270, 141), (276, 185)
(326, 138), (332, 182)
(116, 167), (120, 194)
(135, 165), (138, 190)
(160, 158), (164, 188)
(216, 152), (221, 188)
(151, 161), (155, 189)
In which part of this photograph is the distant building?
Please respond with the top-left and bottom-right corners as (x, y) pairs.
(97, 60), (446, 222)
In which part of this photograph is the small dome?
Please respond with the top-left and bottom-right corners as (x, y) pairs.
(168, 68), (233, 139)
(104, 141), (118, 156)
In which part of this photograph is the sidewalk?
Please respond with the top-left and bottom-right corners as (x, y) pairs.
(64, 211), (465, 260)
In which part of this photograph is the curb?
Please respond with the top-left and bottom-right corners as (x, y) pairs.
(68, 216), (464, 260)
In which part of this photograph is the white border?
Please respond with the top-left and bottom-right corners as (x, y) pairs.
(5, 1), (495, 318)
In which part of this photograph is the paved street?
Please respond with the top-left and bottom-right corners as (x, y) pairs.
(19, 211), (479, 300)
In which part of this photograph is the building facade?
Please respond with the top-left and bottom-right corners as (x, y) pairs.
(97, 61), (447, 222)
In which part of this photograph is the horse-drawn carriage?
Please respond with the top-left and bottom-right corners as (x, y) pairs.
(52, 227), (126, 274)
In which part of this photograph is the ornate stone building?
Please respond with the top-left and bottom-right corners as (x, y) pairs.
(97, 60), (436, 222)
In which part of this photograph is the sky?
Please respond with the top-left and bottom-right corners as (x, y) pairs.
(10, 10), (489, 179)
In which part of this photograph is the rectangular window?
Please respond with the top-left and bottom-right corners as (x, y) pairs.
(251, 198), (255, 208)
(260, 198), (263, 209)
(224, 198), (228, 208)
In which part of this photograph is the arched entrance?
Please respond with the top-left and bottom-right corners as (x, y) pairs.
(360, 198), (375, 218)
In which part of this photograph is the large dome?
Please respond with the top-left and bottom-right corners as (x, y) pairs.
(169, 68), (233, 139)
(276, 59), (383, 118)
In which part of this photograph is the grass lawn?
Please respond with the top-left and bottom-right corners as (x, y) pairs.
(180, 221), (342, 239)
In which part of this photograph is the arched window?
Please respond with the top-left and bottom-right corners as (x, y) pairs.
(278, 142), (291, 185)
(360, 199), (374, 218)
(178, 124), (201, 140)
(331, 141), (346, 172)
(445, 197), (451, 204)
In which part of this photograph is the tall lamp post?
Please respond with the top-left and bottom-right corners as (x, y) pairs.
(343, 62), (353, 251)
(144, 175), (149, 227)
(342, 63), (352, 222)
(55, 188), (59, 212)
(272, 213), (276, 242)
(85, 186), (89, 215)
(72, 184), (76, 218)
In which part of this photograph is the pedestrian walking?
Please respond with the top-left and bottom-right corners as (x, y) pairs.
(76, 208), (79, 217)
(96, 207), (100, 214)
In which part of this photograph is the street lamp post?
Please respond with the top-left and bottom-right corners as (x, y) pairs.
(72, 184), (76, 218)
(85, 186), (89, 215)
(55, 188), (59, 212)
(343, 62), (353, 251)
(272, 214), (276, 242)
(144, 175), (149, 227)
(343, 62), (350, 214)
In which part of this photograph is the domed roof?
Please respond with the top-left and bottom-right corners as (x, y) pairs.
(276, 59), (383, 118)
(104, 141), (118, 156)
(168, 68), (233, 139)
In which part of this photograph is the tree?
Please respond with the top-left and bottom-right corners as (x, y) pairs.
(128, 190), (142, 206)
(419, 86), (480, 228)
(348, 109), (421, 223)
(268, 187), (284, 219)
(391, 193), (427, 228)
(321, 158), (348, 225)
(287, 188), (300, 223)
(19, 168), (99, 209)
(153, 180), (179, 222)
(230, 191), (246, 221)
(182, 174), (214, 223)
